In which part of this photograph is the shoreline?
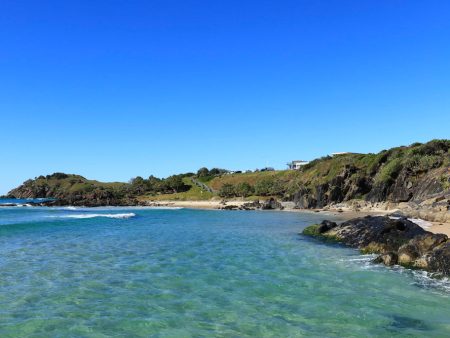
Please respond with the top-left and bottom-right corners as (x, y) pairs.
(142, 199), (450, 236)
(1, 198), (449, 236)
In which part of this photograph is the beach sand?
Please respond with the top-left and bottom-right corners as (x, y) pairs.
(143, 199), (450, 236)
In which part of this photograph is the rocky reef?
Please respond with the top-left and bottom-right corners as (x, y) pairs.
(302, 216), (450, 275)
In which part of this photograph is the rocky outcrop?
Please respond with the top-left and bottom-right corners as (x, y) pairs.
(292, 140), (450, 219)
(294, 167), (449, 211)
(8, 173), (138, 207)
(40, 196), (141, 207)
(221, 198), (285, 211)
(6, 140), (450, 212)
(326, 194), (450, 222)
(302, 216), (450, 275)
(261, 198), (284, 210)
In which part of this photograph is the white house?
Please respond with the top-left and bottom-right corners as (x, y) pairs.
(287, 160), (309, 170)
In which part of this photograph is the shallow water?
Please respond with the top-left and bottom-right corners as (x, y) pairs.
(1, 204), (450, 337)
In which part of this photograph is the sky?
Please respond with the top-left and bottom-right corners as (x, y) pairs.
(1, 0), (449, 194)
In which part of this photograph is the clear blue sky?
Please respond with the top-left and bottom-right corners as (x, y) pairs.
(1, 1), (449, 194)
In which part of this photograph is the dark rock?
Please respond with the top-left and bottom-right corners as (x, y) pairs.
(397, 244), (420, 266)
(317, 220), (338, 233)
(294, 188), (317, 209)
(425, 242), (450, 275)
(221, 205), (239, 210)
(240, 200), (262, 210)
(303, 215), (450, 275)
(374, 252), (398, 266)
(292, 140), (449, 212)
(410, 233), (448, 254)
(261, 198), (284, 210)
(329, 216), (427, 253)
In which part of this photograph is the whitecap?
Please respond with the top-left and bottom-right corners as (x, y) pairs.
(48, 213), (136, 219)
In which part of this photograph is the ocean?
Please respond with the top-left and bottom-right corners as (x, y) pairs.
(1, 201), (449, 336)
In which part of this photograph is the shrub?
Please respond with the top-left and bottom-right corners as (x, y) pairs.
(405, 154), (443, 173)
(302, 156), (332, 171)
(165, 175), (190, 193)
(410, 139), (450, 156)
(254, 179), (272, 196)
(254, 178), (285, 196)
(235, 182), (254, 197)
(218, 183), (236, 198)
(47, 173), (69, 180)
(376, 158), (403, 184)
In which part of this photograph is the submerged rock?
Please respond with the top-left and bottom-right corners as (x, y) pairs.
(302, 216), (450, 275)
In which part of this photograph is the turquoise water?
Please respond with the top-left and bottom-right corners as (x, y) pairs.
(1, 205), (450, 337)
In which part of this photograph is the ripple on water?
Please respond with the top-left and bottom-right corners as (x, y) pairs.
(0, 208), (450, 336)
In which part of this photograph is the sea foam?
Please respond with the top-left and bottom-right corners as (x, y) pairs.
(49, 213), (136, 219)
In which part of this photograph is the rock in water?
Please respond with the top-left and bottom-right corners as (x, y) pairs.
(302, 216), (450, 275)
(373, 252), (398, 266)
(325, 216), (427, 253)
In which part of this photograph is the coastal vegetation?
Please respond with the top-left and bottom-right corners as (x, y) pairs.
(7, 172), (197, 206)
(7, 139), (450, 209)
(206, 139), (450, 207)
(139, 177), (214, 201)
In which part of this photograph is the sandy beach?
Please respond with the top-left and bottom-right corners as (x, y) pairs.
(143, 199), (450, 236)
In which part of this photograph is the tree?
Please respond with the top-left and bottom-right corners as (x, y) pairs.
(218, 183), (235, 198)
(235, 182), (254, 197)
(146, 175), (163, 192)
(130, 176), (147, 194)
(254, 178), (284, 196)
(197, 167), (210, 177)
(209, 168), (221, 176)
(165, 175), (189, 193)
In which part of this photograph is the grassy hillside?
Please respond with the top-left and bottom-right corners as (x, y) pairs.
(8, 139), (449, 207)
(204, 140), (450, 206)
(7, 173), (133, 206)
(139, 177), (214, 201)
(9, 173), (128, 197)
(208, 170), (294, 190)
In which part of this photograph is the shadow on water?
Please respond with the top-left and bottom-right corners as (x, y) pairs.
(297, 232), (351, 249)
(387, 314), (430, 331)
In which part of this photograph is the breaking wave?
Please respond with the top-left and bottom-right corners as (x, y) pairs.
(49, 213), (136, 219)
(340, 255), (450, 294)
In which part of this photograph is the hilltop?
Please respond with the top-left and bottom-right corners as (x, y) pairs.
(208, 140), (449, 202)
(7, 140), (450, 219)
(7, 172), (194, 206)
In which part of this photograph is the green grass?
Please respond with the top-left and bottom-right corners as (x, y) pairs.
(208, 170), (295, 190)
(13, 139), (449, 203)
(140, 177), (214, 201)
